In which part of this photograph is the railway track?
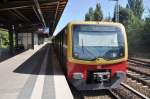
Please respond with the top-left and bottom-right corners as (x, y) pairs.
(128, 58), (150, 87)
(126, 58), (150, 98)
(83, 90), (120, 99)
(123, 77), (150, 98)
(113, 83), (149, 99)
(129, 58), (150, 65)
(127, 69), (150, 87)
(71, 86), (120, 99)
(128, 59), (150, 75)
(128, 58), (150, 69)
(121, 83), (149, 99)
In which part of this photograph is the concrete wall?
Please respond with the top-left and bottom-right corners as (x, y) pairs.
(0, 48), (9, 59)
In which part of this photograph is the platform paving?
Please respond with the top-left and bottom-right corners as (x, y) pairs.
(0, 43), (73, 99)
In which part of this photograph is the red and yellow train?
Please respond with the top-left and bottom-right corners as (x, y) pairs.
(52, 21), (128, 90)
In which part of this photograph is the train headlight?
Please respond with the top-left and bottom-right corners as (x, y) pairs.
(112, 52), (117, 57)
(73, 72), (83, 80)
(74, 52), (79, 58)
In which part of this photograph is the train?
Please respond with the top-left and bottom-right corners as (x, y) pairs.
(52, 21), (128, 90)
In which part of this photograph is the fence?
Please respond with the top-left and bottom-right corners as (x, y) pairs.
(0, 48), (10, 61)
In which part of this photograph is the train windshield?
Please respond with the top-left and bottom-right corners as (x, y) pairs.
(72, 25), (125, 61)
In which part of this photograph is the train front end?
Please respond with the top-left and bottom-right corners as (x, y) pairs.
(67, 22), (128, 90)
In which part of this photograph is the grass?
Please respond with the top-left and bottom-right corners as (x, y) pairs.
(0, 28), (9, 48)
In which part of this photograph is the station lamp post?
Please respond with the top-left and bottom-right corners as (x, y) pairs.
(0, 33), (1, 58)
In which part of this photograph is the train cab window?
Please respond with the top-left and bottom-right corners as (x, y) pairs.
(72, 25), (125, 61)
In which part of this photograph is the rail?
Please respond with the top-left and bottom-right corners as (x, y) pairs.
(121, 83), (149, 99)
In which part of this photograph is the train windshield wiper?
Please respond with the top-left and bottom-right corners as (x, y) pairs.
(81, 39), (96, 58)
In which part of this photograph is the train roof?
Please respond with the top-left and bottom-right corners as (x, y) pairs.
(68, 21), (124, 28)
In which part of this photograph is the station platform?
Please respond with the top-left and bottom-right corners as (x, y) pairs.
(0, 43), (73, 99)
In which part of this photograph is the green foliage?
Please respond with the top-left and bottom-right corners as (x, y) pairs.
(113, 7), (133, 26)
(85, 13), (90, 21)
(127, 18), (150, 57)
(111, 0), (147, 57)
(85, 0), (150, 57)
(85, 8), (95, 21)
(85, 3), (103, 21)
(127, 0), (144, 19)
(111, 0), (150, 57)
(0, 29), (9, 48)
(112, 6), (141, 26)
(93, 3), (103, 21)
(127, 19), (144, 48)
(142, 13), (150, 45)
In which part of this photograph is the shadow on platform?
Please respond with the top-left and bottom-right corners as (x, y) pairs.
(13, 44), (63, 75)
(0, 49), (26, 62)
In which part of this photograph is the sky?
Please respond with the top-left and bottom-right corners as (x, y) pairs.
(53, 0), (150, 36)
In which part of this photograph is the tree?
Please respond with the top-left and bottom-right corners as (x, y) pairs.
(85, 13), (90, 21)
(112, 7), (133, 26)
(112, 6), (144, 54)
(85, 3), (103, 21)
(85, 8), (94, 21)
(93, 3), (103, 21)
(142, 10), (150, 46)
(0, 29), (9, 48)
(127, 0), (144, 19)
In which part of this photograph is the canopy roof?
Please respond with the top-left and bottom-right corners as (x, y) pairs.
(0, 0), (67, 35)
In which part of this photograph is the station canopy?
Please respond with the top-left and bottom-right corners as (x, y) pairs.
(0, 0), (68, 35)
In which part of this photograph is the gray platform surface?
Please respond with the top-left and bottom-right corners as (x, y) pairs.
(0, 43), (73, 99)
